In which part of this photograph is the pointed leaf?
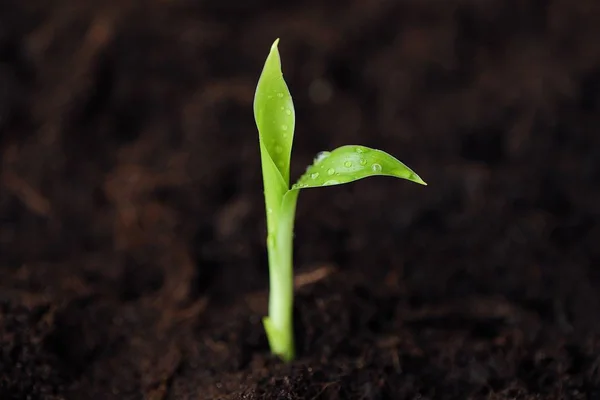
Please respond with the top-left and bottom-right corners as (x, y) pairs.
(253, 38), (296, 185)
(292, 145), (426, 189)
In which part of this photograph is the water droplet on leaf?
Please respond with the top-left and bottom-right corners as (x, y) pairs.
(359, 158), (367, 166)
(371, 163), (382, 172)
(277, 92), (284, 98)
(310, 172), (319, 179)
(281, 124), (288, 131)
(323, 179), (339, 186)
(327, 168), (335, 175)
(344, 161), (352, 168)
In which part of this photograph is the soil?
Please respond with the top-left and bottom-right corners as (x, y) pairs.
(1, 0), (600, 399)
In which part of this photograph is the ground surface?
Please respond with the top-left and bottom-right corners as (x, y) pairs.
(1, 0), (600, 399)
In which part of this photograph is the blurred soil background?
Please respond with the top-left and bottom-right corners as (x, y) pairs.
(1, 0), (600, 399)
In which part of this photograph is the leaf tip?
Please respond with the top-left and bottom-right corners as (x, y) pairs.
(264, 38), (282, 72)
(413, 174), (427, 186)
(271, 38), (280, 50)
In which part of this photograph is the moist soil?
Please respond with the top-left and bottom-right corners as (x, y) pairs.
(1, 1), (600, 399)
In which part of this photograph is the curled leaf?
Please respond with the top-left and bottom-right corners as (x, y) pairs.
(292, 145), (426, 189)
(253, 38), (296, 185)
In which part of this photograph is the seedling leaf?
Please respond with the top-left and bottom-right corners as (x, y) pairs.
(253, 38), (295, 185)
(292, 145), (427, 189)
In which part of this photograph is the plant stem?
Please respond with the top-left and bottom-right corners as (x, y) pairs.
(263, 189), (299, 362)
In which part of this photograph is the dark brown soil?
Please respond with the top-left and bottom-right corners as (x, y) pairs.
(1, 0), (600, 399)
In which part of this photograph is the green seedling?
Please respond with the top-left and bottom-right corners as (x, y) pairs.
(254, 39), (427, 362)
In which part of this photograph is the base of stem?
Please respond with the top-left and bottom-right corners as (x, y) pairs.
(263, 316), (295, 362)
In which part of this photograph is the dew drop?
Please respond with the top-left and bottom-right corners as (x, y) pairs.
(280, 106), (285, 111)
(359, 158), (367, 166)
(267, 208), (273, 215)
(281, 124), (288, 131)
(310, 172), (320, 179)
(285, 109), (292, 116)
(323, 179), (339, 186)
(277, 92), (284, 98)
(355, 147), (364, 153)
(275, 145), (283, 154)
(371, 163), (382, 172)
(344, 161), (352, 168)
(327, 168), (335, 176)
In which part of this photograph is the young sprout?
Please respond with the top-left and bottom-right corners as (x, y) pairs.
(253, 39), (426, 362)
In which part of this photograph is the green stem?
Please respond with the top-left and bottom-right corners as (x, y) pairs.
(263, 189), (299, 362)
